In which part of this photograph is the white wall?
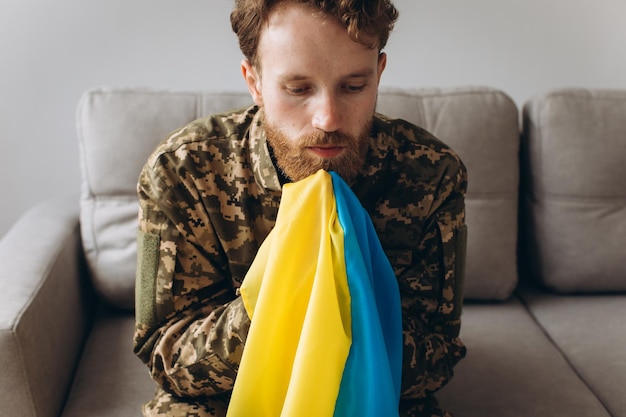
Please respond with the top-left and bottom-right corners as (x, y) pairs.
(386, 0), (626, 102)
(1, 0), (625, 238)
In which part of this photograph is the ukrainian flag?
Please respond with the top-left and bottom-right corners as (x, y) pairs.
(227, 170), (402, 417)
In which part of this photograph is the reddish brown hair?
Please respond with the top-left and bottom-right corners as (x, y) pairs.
(230, 0), (398, 66)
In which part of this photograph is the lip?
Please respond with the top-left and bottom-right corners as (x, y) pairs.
(307, 146), (346, 159)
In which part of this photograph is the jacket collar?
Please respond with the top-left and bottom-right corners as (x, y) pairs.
(249, 107), (282, 192)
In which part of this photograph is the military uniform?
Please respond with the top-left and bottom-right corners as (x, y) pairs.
(134, 105), (467, 417)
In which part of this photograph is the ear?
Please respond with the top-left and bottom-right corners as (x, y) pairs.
(376, 52), (387, 85)
(241, 59), (263, 105)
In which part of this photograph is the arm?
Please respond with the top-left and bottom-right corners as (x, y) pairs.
(397, 158), (468, 413)
(133, 160), (251, 398)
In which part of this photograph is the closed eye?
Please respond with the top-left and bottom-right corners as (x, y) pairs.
(343, 84), (366, 93)
(285, 85), (311, 95)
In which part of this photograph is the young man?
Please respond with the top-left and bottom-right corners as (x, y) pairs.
(134, 1), (467, 416)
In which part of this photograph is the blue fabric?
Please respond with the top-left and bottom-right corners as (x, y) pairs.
(330, 171), (403, 417)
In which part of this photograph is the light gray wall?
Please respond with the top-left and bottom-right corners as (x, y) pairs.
(1, 0), (625, 238)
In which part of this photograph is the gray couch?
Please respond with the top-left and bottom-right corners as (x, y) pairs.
(1, 86), (625, 417)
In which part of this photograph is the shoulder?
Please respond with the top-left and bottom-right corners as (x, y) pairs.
(145, 105), (258, 170)
(371, 113), (466, 181)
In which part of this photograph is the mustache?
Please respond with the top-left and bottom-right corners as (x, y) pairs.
(298, 131), (356, 147)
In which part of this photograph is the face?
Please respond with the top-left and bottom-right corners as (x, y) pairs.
(241, 2), (387, 183)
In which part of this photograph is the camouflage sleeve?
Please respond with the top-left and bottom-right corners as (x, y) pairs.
(133, 155), (250, 399)
(396, 150), (468, 408)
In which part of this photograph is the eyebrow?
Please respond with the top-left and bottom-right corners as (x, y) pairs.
(279, 68), (376, 83)
(344, 68), (376, 79)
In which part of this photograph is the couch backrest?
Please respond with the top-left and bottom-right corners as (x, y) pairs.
(520, 89), (626, 292)
(77, 86), (520, 310)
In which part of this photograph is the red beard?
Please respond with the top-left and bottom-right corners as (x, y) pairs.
(264, 120), (371, 184)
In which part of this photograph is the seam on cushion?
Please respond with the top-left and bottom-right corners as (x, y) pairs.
(415, 93), (429, 128)
(196, 92), (202, 121)
(77, 94), (100, 263)
(76, 91), (96, 200)
(14, 334), (38, 417)
(379, 86), (511, 100)
(536, 97), (546, 202)
(516, 293), (615, 416)
(87, 194), (139, 202)
(539, 194), (626, 202)
(465, 192), (518, 199)
(90, 216), (100, 278)
(549, 89), (626, 102)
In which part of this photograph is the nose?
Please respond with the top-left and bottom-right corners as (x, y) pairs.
(311, 92), (342, 133)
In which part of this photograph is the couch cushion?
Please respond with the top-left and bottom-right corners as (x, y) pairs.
(519, 289), (626, 416)
(437, 299), (611, 417)
(521, 88), (626, 292)
(77, 87), (520, 309)
(60, 311), (155, 417)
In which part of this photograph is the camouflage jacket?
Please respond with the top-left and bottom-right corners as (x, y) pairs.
(134, 105), (467, 417)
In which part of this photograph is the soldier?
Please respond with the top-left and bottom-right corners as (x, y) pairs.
(134, 1), (467, 416)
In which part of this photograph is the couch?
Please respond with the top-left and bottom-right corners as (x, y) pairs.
(1, 86), (624, 417)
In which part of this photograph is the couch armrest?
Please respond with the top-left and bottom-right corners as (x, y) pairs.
(0, 196), (95, 417)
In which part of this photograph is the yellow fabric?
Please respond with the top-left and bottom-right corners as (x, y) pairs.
(228, 170), (352, 417)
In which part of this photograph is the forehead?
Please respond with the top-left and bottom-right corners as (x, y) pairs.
(256, 3), (379, 76)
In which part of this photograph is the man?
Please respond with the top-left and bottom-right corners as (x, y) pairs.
(134, 1), (467, 416)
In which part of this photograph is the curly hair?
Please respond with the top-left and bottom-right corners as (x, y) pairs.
(230, 0), (398, 66)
